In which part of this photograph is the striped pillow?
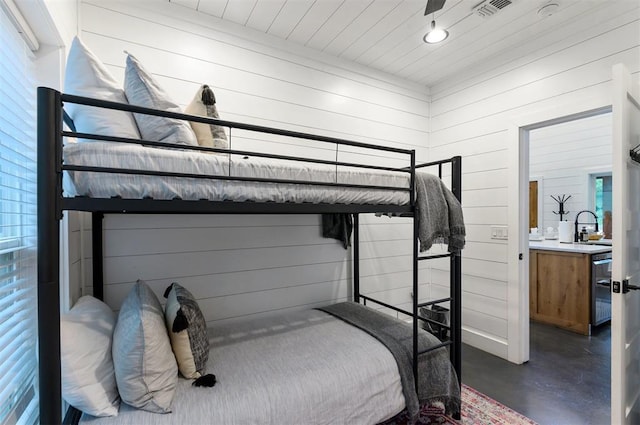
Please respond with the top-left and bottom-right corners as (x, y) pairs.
(112, 280), (177, 413)
(163, 282), (209, 379)
(123, 53), (198, 147)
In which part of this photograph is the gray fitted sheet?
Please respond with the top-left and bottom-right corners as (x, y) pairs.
(80, 308), (406, 425)
(63, 142), (410, 205)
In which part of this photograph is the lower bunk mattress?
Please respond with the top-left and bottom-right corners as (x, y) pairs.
(80, 303), (460, 424)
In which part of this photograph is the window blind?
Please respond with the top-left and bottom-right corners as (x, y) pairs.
(0, 3), (38, 425)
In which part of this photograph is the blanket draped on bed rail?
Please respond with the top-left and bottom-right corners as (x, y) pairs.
(317, 302), (461, 423)
(369, 172), (465, 253)
(415, 173), (465, 254)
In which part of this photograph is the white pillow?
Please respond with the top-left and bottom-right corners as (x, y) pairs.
(112, 280), (178, 413)
(124, 53), (198, 147)
(64, 37), (140, 142)
(61, 296), (119, 417)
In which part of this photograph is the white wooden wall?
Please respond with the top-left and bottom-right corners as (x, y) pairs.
(428, 2), (639, 359)
(65, 0), (640, 358)
(529, 113), (612, 232)
(75, 0), (433, 325)
(31, 0), (81, 311)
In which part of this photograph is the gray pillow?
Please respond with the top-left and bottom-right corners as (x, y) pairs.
(112, 280), (178, 413)
(163, 282), (210, 379)
(123, 53), (198, 147)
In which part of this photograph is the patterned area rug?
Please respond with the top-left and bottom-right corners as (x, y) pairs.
(383, 384), (539, 424)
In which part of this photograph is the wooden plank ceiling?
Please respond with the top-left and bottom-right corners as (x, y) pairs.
(167, 0), (629, 87)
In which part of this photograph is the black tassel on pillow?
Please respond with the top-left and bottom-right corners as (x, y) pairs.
(172, 308), (189, 333)
(163, 283), (175, 299)
(193, 374), (217, 387)
(201, 85), (216, 106)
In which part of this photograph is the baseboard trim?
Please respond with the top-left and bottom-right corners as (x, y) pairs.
(462, 327), (509, 360)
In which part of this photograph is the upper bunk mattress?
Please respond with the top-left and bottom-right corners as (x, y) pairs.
(80, 307), (406, 425)
(63, 142), (411, 205)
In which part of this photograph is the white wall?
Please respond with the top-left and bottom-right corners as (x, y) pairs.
(429, 2), (639, 360)
(529, 112), (612, 232)
(19, 0), (82, 309)
(75, 0), (433, 325)
(58, 0), (640, 359)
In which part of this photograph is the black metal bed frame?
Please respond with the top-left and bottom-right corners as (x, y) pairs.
(37, 86), (462, 424)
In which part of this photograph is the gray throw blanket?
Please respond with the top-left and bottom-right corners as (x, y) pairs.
(415, 172), (465, 253)
(318, 302), (460, 423)
(321, 213), (353, 249)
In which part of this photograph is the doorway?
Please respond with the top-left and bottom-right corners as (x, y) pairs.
(519, 108), (613, 416)
(527, 111), (613, 239)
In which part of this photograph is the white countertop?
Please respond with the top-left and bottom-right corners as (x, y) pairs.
(529, 239), (612, 254)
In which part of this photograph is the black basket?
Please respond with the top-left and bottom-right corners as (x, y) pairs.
(419, 305), (450, 340)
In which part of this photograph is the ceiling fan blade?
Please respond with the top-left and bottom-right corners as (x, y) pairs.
(424, 0), (446, 16)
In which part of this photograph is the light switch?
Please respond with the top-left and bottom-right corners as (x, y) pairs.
(491, 225), (508, 240)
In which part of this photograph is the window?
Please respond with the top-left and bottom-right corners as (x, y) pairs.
(594, 174), (612, 237)
(0, 4), (38, 425)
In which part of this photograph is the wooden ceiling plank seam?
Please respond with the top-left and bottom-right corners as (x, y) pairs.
(284, 0), (317, 40)
(350, 2), (424, 63)
(264, 1), (288, 34)
(355, 2), (427, 66)
(267, 0), (316, 40)
(302, 0), (347, 47)
(195, 0), (227, 18)
(339, 0), (413, 61)
(287, 0), (345, 45)
(321, 0), (400, 57)
(245, 0), (285, 32)
(243, 0), (259, 26)
(222, 0), (258, 26)
(306, 0), (373, 52)
(169, 0), (200, 10)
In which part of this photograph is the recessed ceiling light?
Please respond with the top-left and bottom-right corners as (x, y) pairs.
(423, 20), (449, 44)
(538, 2), (559, 18)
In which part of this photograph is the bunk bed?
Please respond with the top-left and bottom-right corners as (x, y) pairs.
(37, 86), (463, 425)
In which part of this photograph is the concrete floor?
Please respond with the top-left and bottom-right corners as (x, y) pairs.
(461, 321), (611, 425)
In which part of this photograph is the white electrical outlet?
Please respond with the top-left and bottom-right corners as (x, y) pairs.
(491, 225), (508, 240)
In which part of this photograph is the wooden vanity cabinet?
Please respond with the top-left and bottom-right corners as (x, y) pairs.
(529, 249), (591, 335)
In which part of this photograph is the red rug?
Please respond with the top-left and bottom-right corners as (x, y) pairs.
(384, 384), (538, 424)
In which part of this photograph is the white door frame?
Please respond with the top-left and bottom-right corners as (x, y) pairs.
(611, 62), (640, 425)
(507, 104), (611, 364)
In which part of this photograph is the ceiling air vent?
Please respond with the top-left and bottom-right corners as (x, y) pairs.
(473, 0), (514, 18)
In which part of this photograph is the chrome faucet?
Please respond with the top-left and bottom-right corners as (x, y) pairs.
(574, 210), (599, 242)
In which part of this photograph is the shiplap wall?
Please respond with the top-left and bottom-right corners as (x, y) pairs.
(529, 113), (612, 232)
(428, 2), (639, 359)
(75, 0), (435, 325)
(32, 0), (82, 311)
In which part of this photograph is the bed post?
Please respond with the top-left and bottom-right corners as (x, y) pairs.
(92, 213), (104, 300)
(37, 87), (63, 425)
(450, 156), (462, 387)
(353, 213), (360, 303)
(410, 151), (419, 385)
